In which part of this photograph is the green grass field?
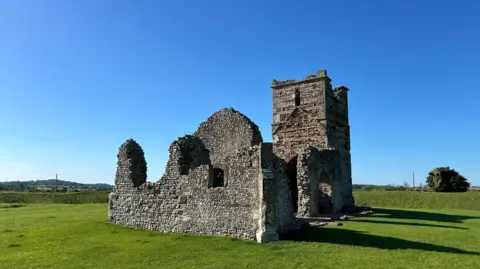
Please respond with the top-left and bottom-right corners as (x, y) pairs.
(3, 191), (480, 211)
(354, 191), (480, 211)
(0, 191), (109, 204)
(1, 203), (479, 269)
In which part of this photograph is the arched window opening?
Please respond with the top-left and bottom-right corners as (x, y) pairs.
(211, 168), (225, 188)
(285, 156), (299, 213)
(294, 89), (301, 106)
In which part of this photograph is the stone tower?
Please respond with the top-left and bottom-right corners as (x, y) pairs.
(271, 69), (354, 214)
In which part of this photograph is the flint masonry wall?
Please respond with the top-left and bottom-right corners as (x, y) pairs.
(296, 147), (345, 216)
(108, 108), (299, 242)
(259, 143), (295, 234)
(109, 108), (271, 240)
(271, 70), (331, 163)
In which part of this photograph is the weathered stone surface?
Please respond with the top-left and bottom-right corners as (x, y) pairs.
(357, 210), (375, 217)
(310, 221), (328, 227)
(108, 69), (355, 243)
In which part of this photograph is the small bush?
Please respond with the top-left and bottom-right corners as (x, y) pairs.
(426, 166), (470, 192)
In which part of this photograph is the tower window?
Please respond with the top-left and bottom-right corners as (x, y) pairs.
(211, 167), (225, 188)
(294, 89), (301, 106)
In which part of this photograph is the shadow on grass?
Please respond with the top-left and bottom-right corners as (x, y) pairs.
(280, 227), (479, 255)
(374, 208), (480, 223)
(351, 219), (468, 230)
(0, 204), (26, 209)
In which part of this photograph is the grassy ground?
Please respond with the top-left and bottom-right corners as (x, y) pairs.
(3, 190), (480, 210)
(1, 204), (479, 269)
(0, 191), (109, 204)
(354, 191), (480, 210)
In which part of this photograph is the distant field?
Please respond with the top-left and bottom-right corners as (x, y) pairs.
(3, 190), (480, 212)
(354, 191), (480, 211)
(1, 204), (479, 269)
(0, 191), (109, 204)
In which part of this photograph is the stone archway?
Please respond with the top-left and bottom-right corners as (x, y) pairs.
(285, 156), (298, 214)
(318, 171), (333, 213)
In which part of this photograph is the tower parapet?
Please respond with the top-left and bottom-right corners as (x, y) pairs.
(333, 85), (349, 97)
(271, 70), (331, 88)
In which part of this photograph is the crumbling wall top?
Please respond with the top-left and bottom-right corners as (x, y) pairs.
(298, 146), (339, 163)
(271, 69), (331, 88)
(333, 85), (349, 97)
(165, 135), (211, 177)
(114, 138), (147, 190)
(193, 108), (263, 166)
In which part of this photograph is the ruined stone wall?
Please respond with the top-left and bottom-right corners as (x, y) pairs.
(271, 70), (331, 162)
(108, 109), (268, 241)
(259, 143), (295, 233)
(113, 138), (148, 192)
(325, 86), (354, 207)
(325, 85), (350, 152)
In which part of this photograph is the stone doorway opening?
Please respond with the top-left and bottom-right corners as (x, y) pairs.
(318, 171), (333, 213)
(285, 156), (298, 214)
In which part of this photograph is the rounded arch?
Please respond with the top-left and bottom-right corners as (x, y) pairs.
(166, 135), (211, 176)
(319, 170), (332, 185)
(318, 170), (333, 213)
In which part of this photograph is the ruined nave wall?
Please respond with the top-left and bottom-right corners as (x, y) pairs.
(108, 108), (296, 241)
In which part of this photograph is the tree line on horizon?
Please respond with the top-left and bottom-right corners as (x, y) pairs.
(0, 167), (473, 193)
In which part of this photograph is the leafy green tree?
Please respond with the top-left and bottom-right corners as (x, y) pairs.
(426, 166), (470, 192)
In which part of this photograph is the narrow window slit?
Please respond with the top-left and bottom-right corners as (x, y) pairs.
(294, 89), (301, 106)
(212, 168), (224, 187)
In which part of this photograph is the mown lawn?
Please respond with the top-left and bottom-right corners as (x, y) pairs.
(0, 191), (109, 204)
(1, 204), (479, 269)
(354, 191), (480, 211)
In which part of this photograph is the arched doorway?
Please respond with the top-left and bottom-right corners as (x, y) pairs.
(285, 156), (298, 213)
(318, 171), (333, 213)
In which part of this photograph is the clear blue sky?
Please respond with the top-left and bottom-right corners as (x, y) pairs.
(1, 0), (479, 186)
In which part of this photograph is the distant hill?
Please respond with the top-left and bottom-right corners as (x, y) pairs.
(352, 184), (367, 190)
(0, 179), (113, 191)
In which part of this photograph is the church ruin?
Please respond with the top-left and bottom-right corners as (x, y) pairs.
(108, 69), (354, 243)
